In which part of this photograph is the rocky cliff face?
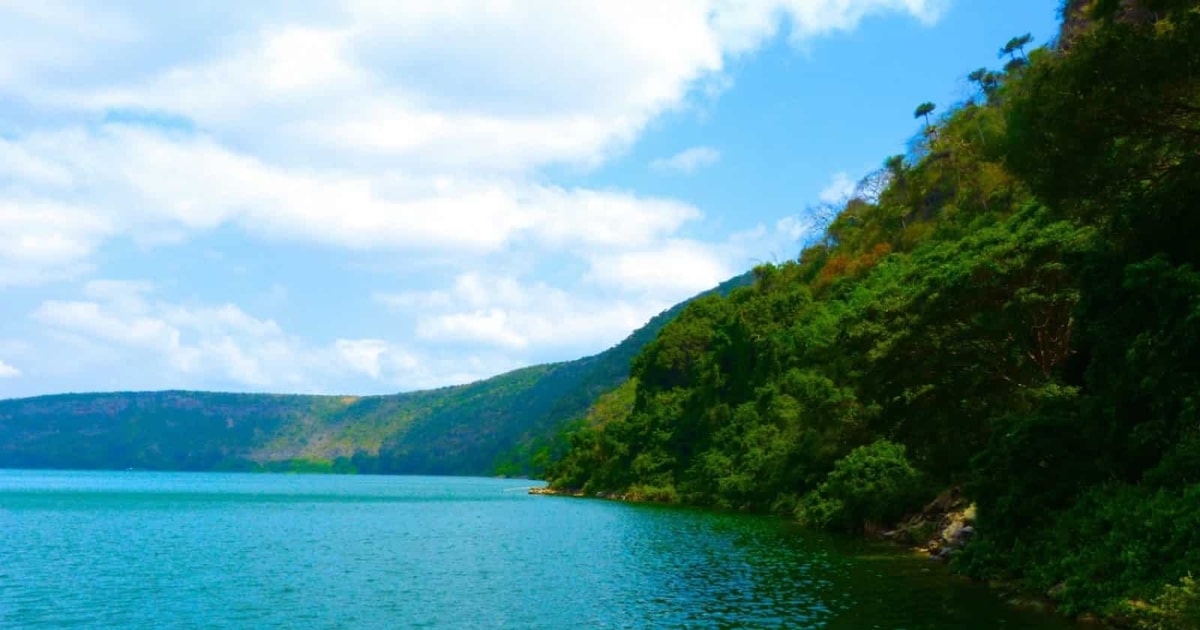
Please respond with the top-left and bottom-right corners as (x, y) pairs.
(1058, 0), (1176, 47)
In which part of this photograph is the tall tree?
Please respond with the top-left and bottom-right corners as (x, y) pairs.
(968, 67), (989, 89)
(1000, 33), (1033, 60)
(913, 102), (937, 134)
(967, 68), (1001, 102)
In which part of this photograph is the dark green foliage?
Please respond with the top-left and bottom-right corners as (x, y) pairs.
(1119, 574), (1200, 630)
(796, 440), (929, 532)
(548, 8), (1200, 624)
(1041, 485), (1200, 617)
(541, 379), (637, 491)
(1000, 33), (1034, 60)
(914, 101), (936, 131)
(1004, 8), (1200, 265)
(493, 272), (753, 477)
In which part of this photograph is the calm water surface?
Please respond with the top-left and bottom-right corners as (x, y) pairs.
(0, 470), (1076, 629)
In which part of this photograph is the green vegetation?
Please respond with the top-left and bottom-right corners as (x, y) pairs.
(0, 274), (749, 479)
(490, 272), (752, 477)
(1119, 575), (1200, 630)
(2, 1), (1197, 624)
(796, 440), (928, 532)
(546, 2), (1200, 626)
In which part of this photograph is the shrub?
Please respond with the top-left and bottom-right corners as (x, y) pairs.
(627, 483), (679, 503)
(1117, 574), (1200, 630)
(1030, 484), (1200, 618)
(796, 440), (929, 532)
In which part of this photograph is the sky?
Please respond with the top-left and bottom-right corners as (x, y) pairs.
(0, 0), (1062, 398)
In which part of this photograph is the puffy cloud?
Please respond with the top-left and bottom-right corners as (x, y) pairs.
(0, 359), (20, 378)
(379, 273), (670, 352)
(0, 198), (110, 286)
(26, 280), (523, 392)
(728, 214), (820, 264)
(29, 282), (390, 389)
(0, 0), (947, 287)
(11, 1), (947, 175)
(335, 339), (410, 380)
(0, 2), (138, 86)
(650, 146), (721, 174)
(586, 240), (735, 294)
(818, 171), (856, 204)
(375, 208), (822, 357)
(33, 296), (280, 386)
(0, 127), (703, 257)
(2, 0), (949, 392)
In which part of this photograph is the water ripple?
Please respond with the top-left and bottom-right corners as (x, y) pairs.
(0, 470), (1076, 629)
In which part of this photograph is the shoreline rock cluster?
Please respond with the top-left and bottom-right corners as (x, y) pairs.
(528, 486), (579, 497)
(528, 486), (639, 500)
(881, 486), (976, 561)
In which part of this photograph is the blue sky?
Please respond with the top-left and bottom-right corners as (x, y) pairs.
(0, 0), (1061, 398)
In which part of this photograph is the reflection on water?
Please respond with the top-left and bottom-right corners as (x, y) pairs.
(0, 470), (1076, 629)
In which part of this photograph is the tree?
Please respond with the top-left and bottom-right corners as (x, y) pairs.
(884, 154), (905, 177)
(914, 102), (937, 139)
(964, 67), (993, 103)
(983, 71), (1001, 93)
(1000, 33), (1033, 60)
(968, 68), (1001, 102)
(916, 102), (936, 142)
(968, 67), (988, 89)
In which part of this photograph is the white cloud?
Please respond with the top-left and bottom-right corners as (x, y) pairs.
(379, 273), (670, 352)
(0, 359), (20, 378)
(651, 146), (721, 174)
(336, 339), (406, 379)
(2, 0), (950, 392)
(818, 171), (856, 204)
(775, 215), (816, 242)
(0, 197), (110, 286)
(28, 280), (505, 392)
(0, 127), (703, 257)
(586, 240), (734, 294)
(16, 1), (947, 175)
(419, 309), (532, 350)
(32, 286), (308, 387)
(723, 212), (822, 266)
(0, 2), (138, 86)
(376, 211), (820, 357)
(0, 1), (947, 288)
(82, 279), (155, 311)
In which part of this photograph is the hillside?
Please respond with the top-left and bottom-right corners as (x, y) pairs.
(0, 273), (751, 476)
(546, 2), (1200, 627)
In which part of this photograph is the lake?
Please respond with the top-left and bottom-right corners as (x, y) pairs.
(0, 470), (1077, 628)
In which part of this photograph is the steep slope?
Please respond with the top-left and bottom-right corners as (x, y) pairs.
(0, 272), (751, 476)
(546, 5), (1200, 625)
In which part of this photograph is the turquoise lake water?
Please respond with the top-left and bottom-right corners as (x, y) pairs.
(0, 470), (1077, 628)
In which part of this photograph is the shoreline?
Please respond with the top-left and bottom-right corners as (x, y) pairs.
(530, 485), (1105, 627)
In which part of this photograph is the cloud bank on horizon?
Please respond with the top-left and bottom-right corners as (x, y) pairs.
(0, 0), (954, 396)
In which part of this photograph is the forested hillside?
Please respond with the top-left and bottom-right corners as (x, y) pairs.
(546, 1), (1200, 626)
(0, 273), (750, 477)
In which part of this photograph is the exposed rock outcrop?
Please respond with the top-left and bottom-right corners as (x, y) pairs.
(528, 486), (584, 497)
(882, 486), (977, 561)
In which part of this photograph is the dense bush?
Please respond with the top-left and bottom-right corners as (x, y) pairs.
(795, 440), (929, 532)
(1119, 574), (1200, 630)
(960, 483), (1200, 618)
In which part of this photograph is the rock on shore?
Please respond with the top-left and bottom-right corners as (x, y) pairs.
(882, 486), (977, 561)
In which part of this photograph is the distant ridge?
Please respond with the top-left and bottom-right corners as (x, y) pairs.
(0, 271), (752, 476)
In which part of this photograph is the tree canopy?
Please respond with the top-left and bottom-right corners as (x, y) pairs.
(546, 6), (1200, 625)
